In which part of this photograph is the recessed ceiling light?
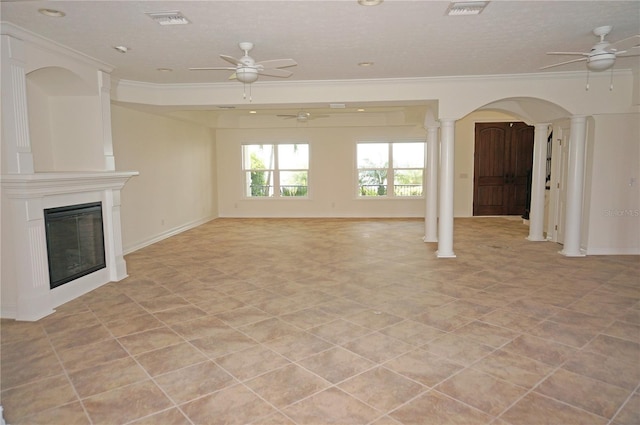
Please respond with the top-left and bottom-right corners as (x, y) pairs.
(145, 11), (191, 25)
(358, 0), (383, 5)
(358, 62), (374, 67)
(113, 46), (131, 54)
(445, 1), (489, 16)
(156, 67), (173, 72)
(357, 108), (365, 112)
(38, 8), (66, 18)
(330, 103), (346, 109)
(249, 110), (257, 114)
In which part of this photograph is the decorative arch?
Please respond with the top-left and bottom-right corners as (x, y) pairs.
(26, 66), (94, 96)
(462, 96), (572, 124)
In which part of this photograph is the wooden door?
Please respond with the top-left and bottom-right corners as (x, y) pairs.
(473, 122), (534, 216)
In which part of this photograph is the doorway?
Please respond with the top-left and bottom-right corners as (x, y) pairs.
(473, 122), (534, 216)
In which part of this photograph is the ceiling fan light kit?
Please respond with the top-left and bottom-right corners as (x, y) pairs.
(189, 41), (297, 100)
(542, 25), (640, 73)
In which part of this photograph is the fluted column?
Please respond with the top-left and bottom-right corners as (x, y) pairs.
(1, 34), (33, 174)
(527, 123), (551, 241)
(560, 115), (588, 257)
(424, 125), (439, 242)
(437, 119), (456, 258)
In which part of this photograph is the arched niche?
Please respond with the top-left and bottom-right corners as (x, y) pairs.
(26, 66), (104, 172)
(470, 97), (572, 124)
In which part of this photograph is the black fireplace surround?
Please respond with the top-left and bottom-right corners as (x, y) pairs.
(44, 202), (106, 289)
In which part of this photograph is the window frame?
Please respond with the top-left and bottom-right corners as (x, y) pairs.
(355, 140), (426, 199)
(241, 142), (310, 199)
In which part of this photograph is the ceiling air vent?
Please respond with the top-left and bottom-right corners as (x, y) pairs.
(445, 1), (489, 16)
(145, 11), (191, 25)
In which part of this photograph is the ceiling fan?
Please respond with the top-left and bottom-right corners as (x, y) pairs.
(189, 42), (297, 84)
(541, 26), (640, 72)
(276, 111), (330, 122)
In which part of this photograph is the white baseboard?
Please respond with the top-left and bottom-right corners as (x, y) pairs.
(123, 216), (216, 255)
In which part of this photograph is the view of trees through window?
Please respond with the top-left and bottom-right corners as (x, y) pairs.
(242, 144), (309, 197)
(357, 142), (425, 197)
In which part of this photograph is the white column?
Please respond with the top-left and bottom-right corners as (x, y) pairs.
(527, 123), (550, 241)
(437, 119), (456, 258)
(560, 115), (588, 257)
(99, 71), (116, 171)
(1, 34), (34, 174)
(424, 125), (439, 242)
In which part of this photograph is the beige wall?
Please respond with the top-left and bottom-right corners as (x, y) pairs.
(584, 113), (640, 254)
(112, 105), (217, 253)
(215, 124), (428, 218)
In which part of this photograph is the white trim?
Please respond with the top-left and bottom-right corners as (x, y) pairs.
(123, 216), (216, 255)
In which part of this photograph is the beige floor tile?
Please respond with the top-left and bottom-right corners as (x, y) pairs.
(339, 366), (426, 411)
(3, 218), (639, 425)
(238, 317), (301, 342)
(180, 385), (276, 425)
(384, 349), (464, 387)
(611, 392), (640, 425)
(298, 346), (375, 384)
(343, 332), (414, 363)
(135, 341), (208, 376)
(501, 334), (576, 366)
(499, 392), (607, 425)
(245, 363), (330, 408)
(452, 320), (519, 348)
(282, 387), (381, 425)
(1, 375), (78, 422)
(56, 338), (129, 373)
(154, 361), (235, 404)
(535, 368), (632, 419)
(117, 327), (184, 356)
(422, 333), (494, 366)
(83, 380), (173, 424)
(189, 328), (258, 357)
(128, 408), (191, 425)
(435, 368), (527, 416)
(308, 318), (373, 345)
(378, 319), (445, 346)
(471, 348), (553, 389)
(68, 356), (148, 398)
(390, 391), (492, 425)
(11, 401), (90, 425)
(215, 344), (291, 381)
(562, 349), (640, 390)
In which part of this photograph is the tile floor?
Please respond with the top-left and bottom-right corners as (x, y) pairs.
(1, 217), (639, 425)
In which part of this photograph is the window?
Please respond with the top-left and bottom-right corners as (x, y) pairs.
(357, 141), (424, 197)
(242, 144), (309, 197)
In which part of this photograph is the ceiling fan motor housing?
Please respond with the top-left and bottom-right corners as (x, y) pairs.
(236, 68), (259, 83)
(587, 51), (616, 71)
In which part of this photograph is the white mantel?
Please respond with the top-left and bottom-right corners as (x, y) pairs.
(1, 171), (138, 320)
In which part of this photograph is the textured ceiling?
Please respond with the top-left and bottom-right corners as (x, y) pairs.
(2, 0), (639, 85)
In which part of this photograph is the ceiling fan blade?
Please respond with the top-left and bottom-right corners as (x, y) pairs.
(609, 35), (640, 50)
(546, 52), (589, 56)
(616, 53), (640, 58)
(189, 67), (236, 71)
(255, 58), (297, 69)
(539, 57), (588, 70)
(258, 68), (293, 78)
(220, 55), (243, 66)
(276, 115), (297, 119)
(308, 114), (330, 120)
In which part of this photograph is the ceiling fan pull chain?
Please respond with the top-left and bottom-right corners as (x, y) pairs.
(585, 71), (590, 91)
(609, 68), (614, 91)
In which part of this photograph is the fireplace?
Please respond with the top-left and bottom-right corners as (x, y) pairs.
(1, 171), (138, 321)
(45, 202), (106, 289)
